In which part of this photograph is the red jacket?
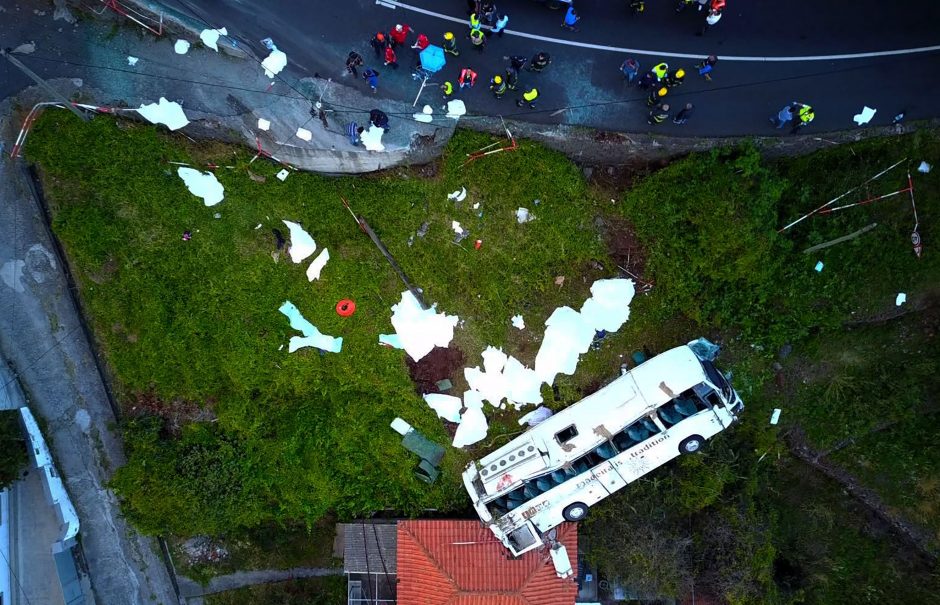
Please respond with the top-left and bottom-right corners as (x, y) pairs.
(413, 33), (430, 50)
(389, 24), (411, 44)
(384, 46), (397, 64)
(458, 68), (477, 86)
(710, 0), (726, 10)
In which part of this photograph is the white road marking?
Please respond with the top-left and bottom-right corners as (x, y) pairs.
(376, 0), (397, 8)
(382, 0), (940, 62)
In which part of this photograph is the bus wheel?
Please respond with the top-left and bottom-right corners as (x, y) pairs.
(563, 502), (589, 522)
(679, 435), (704, 454)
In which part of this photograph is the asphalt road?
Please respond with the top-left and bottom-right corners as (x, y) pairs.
(169, 0), (940, 136)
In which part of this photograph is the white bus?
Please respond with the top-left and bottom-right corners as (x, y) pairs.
(461, 341), (743, 556)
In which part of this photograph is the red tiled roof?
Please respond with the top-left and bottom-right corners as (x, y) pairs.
(396, 520), (578, 605)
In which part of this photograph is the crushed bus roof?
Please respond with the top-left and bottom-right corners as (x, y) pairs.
(475, 345), (707, 498)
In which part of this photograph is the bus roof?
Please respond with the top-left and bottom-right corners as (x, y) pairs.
(475, 345), (707, 498)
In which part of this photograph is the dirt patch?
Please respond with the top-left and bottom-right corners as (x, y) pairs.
(127, 390), (217, 436)
(583, 158), (672, 194)
(598, 215), (650, 288)
(406, 347), (465, 395)
(86, 257), (118, 284)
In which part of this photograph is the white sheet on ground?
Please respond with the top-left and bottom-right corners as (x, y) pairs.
(282, 220), (316, 263)
(413, 105), (433, 123)
(423, 393), (462, 423)
(853, 106), (876, 125)
(447, 187), (467, 202)
(534, 306), (596, 385)
(463, 389), (485, 410)
(361, 125), (385, 151)
(896, 292), (907, 306)
(516, 207), (534, 223)
(138, 97), (190, 130)
(464, 347), (542, 409)
(174, 39), (190, 54)
(257, 118), (271, 130)
(453, 405), (488, 447)
(199, 27), (227, 51)
(389, 291), (459, 361)
(511, 314), (525, 330)
(306, 248), (330, 281)
(446, 99), (467, 119)
(177, 167), (224, 206)
(379, 333), (403, 348)
(279, 300), (342, 353)
(296, 127), (312, 141)
(262, 49), (288, 77)
(579, 278), (636, 332)
(451, 220), (464, 234)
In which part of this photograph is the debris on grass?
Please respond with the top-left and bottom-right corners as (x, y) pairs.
(815, 261), (824, 272)
(453, 391), (488, 447)
(281, 220), (316, 263)
(199, 27), (228, 51)
(447, 187), (467, 202)
(177, 167), (224, 206)
(853, 106), (876, 126)
(580, 278), (636, 332)
(464, 346), (543, 409)
(518, 406), (553, 427)
(174, 39), (190, 55)
(554, 275), (565, 287)
(306, 248), (330, 281)
(279, 300), (342, 353)
(919, 161), (931, 174)
(276, 169), (290, 181)
(896, 292), (907, 306)
(389, 291), (459, 362)
(138, 97), (190, 131)
(511, 314), (525, 330)
(379, 333), (403, 348)
(516, 207), (534, 223)
(770, 408), (782, 425)
(423, 393), (462, 423)
(451, 220), (464, 234)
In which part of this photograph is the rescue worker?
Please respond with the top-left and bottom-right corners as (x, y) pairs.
(664, 68), (686, 88)
(369, 32), (387, 58)
(443, 32), (460, 56)
(369, 109), (390, 131)
(695, 55), (718, 81)
(630, 0), (645, 14)
(792, 104), (815, 134)
(492, 13), (509, 37)
(469, 12), (482, 32)
(516, 87), (538, 108)
(345, 51), (363, 79)
(652, 62), (669, 81)
(710, 0), (726, 11)
(490, 74), (507, 98)
(384, 45), (398, 69)
(411, 33), (430, 51)
(673, 102), (694, 125)
(505, 66), (519, 90)
(648, 86), (668, 106)
(441, 80), (455, 99)
(509, 55), (528, 71)
(648, 103), (670, 125)
(636, 70), (655, 90)
(529, 52), (551, 72)
(389, 23), (413, 48)
(469, 27), (486, 52)
(458, 67), (478, 90)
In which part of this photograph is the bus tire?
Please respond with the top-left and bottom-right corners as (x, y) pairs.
(562, 502), (589, 522)
(679, 435), (704, 454)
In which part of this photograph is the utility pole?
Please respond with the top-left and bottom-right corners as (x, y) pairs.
(1, 48), (89, 122)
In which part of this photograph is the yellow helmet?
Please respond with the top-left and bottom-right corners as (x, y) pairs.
(657, 87), (668, 97)
(444, 32), (454, 40)
(494, 75), (502, 83)
(676, 68), (685, 78)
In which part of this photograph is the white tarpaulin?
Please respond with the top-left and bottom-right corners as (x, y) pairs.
(464, 347), (542, 409)
(199, 27), (227, 51)
(389, 291), (459, 362)
(138, 97), (190, 131)
(579, 278), (636, 332)
(423, 393), (462, 423)
(535, 306), (595, 385)
(361, 125), (385, 152)
(511, 314), (525, 330)
(177, 167), (224, 206)
(306, 248), (330, 281)
(282, 220), (316, 263)
(262, 49), (287, 78)
(453, 390), (488, 447)
(279, 300), (342, 353)
(853, 106), (877, 126)
(446, 99), (467, 119)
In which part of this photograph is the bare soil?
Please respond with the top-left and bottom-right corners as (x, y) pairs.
(127, 390), (217, 436)
(406, 346), (465, 396)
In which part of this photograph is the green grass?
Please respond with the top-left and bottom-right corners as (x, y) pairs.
(0, 410), (28, 489)
(204, 576), (345, 605)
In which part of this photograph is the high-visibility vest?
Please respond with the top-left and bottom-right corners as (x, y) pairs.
(470, 13), (481, 30)
(442, 81), (454, 96)
(470, 29), (484, 45)
(459, 69), (477, 86)
(523, 88), (539, 102)
(491, 79), (506, 95)
(653, 63), (669, 80)
(799, 106), (815, 123)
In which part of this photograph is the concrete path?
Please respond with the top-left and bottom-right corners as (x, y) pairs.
(178, 567), (344, 599)
(0, 149), (179, 603)
(9, 471), (68, 605)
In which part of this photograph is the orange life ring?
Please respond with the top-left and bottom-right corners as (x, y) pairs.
(336, 299), (356, 317)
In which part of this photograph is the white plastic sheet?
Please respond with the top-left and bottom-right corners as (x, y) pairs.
(177, 167), (224, 206)
(446, 99), (467, 119)
(579, 278), (636, 332)
(534, 306), (596, 385)
(853, 106), (876, 126)
(262, 49), (288, 78)
(511, 314), (525, 330)
(361, 125), (386, 152)
(278, 300), (343, 353)
(389, 291), (459, 362)
(306, 248), (330, 281)
(453, 405), (488, 447)
(423, 393), (462, 423)
(199, 27), (227, 51)
(138, 97), (190, 131)
(282, 220), (316, 263)
(174, 39), (190, 54)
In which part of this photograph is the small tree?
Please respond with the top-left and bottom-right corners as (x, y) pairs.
(0, 410), (28, 488)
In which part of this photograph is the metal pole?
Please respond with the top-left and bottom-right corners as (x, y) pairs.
(1, 49), (89, 122)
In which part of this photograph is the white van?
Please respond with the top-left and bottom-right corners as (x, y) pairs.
(461, 341), (743, 556)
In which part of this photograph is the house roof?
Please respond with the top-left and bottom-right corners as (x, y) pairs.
(397, 520), (578, 605)
(342, 522), (398, 574)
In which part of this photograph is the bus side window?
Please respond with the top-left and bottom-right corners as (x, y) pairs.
(555, 424), (578, 445)
(613, 417), (661, 451)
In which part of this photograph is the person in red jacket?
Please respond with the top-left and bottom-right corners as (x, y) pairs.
(384, 45), (399, 69)
(389, 23), (413, 48)
(710, 0), (726, 10)
(411, 33), (430, 51)
(458, 67), (478, 90)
